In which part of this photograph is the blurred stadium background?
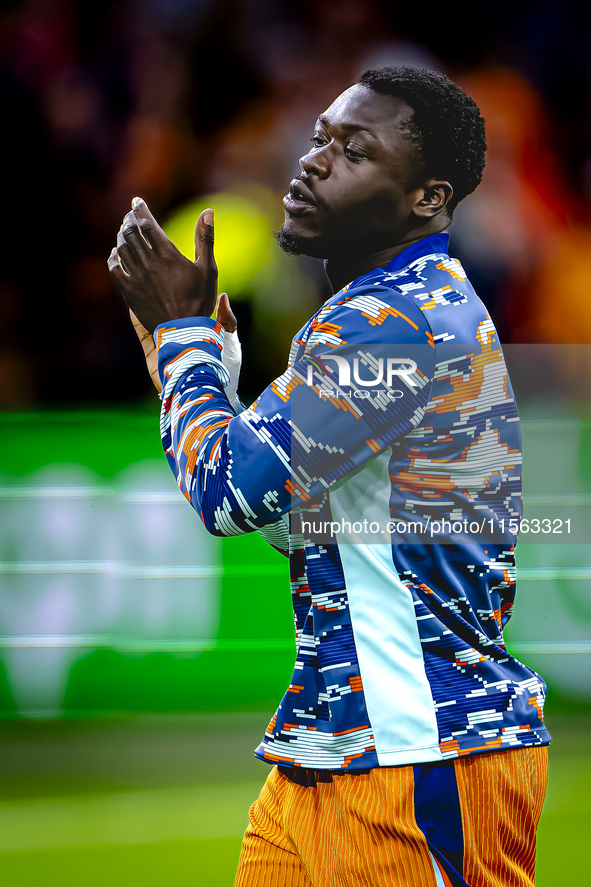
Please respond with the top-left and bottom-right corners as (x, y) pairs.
(0, 0), (590, 883)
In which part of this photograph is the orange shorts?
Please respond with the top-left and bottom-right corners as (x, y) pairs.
(234, 746), (548, 887)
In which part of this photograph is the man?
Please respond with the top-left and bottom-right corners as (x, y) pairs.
(109, 66), (550, 887)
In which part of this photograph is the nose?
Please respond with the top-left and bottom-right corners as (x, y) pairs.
(299, 143), (331, 179)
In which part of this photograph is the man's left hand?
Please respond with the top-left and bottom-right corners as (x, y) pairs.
(130, 293), (238, 395)
(108, 198), (218, 333)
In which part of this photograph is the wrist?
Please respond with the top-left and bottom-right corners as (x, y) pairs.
(153, 315), (222, 346)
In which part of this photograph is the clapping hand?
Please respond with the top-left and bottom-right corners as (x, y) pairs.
(108, 197), (218, 334)
(108, 197), (237, 392)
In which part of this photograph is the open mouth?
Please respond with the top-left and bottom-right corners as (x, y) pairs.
(283, 179), (316, 214)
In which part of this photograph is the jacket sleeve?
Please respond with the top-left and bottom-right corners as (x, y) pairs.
(155, 286), (436, 537)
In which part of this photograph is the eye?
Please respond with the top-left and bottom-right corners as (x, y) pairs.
(311, 134), (328, 147)
(345, 145), (366, 162)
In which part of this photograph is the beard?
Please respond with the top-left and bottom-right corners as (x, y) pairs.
(274, 225), (331, 259)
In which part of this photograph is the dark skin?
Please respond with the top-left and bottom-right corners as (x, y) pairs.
(108, 84), (453, 343)
(281, 84), (453, 292)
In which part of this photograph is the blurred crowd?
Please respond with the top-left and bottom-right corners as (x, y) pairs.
(1, 0), (590, 408)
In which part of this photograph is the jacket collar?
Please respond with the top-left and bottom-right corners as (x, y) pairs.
(348, 232), (450, 289)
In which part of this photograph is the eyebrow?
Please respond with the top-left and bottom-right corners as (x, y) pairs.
(317, 115), (379, 139)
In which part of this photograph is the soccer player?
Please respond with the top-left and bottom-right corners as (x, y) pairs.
(108, 66), (550, 887)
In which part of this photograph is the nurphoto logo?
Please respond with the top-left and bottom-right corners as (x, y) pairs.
(305, 353), (417, 400)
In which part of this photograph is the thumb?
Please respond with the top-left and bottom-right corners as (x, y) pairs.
(129, 309), (161, 393)
(215, 293), (237, 333)
(129, 309), (153, 353)
(194, 207), (216, 270)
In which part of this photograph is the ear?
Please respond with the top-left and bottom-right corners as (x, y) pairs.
(412, 179), (453, 219)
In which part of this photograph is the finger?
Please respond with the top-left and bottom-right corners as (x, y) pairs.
(108, 246), (125, 273)
(215, 293), (237, 333)
(131, 197), (168, 254)
(194, 208), (217, 274)
(115, 219), (138, 263)
(107, 247), (130, 292)
(119, 211), (151, 264)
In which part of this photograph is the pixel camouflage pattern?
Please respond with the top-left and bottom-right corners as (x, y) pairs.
(155, 233), (550, 770)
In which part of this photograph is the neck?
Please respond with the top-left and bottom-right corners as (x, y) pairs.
(325, 226), (448, 294)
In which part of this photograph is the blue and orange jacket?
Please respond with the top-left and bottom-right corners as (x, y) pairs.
(155, 233), (550, 769)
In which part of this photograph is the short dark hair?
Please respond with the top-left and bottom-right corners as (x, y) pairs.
(358, 66), (486, 212)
